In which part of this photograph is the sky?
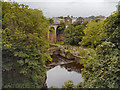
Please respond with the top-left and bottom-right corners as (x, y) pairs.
(5, 0), (120, 18)
(5, 0), (119, 2)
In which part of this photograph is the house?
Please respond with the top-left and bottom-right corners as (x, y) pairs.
(95, 15), (106, 21)
(52, 17), (61, 24)
(64, 15), (72, 24)
(76, 17), (84, 23)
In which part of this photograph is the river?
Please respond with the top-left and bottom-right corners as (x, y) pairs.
(45, 54), (84, 88)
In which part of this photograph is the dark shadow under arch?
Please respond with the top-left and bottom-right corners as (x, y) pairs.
(56, 26), (64, 42)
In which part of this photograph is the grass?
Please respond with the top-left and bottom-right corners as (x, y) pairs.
(50, 41), (65, 45)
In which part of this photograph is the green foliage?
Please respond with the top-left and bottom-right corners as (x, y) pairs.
(64, 24), (85, 45)
(55, 41), (64, 45)
(62, 80), (75, 89)
(49, 18), (54, 24)
(49, 26), (55, 33)
(104, 11), (120, 49)
(79, 4), (120, 88)
(89, 16), (95, 19)
(2, 1), (51, 88)
(50, 86), (58, 89)
(80, 5), (120, 88)
(50, 80), (83, 89)
(81, 42), (120, 88)
(57, 20), (65, 35)
(76, 82), (83, 88)
(80, 21), (105, 48)
(81, 21), (88, 27)
(79, 48), (97, 68)
(58, 16), (64, 19)
(64, 50), (73, 59)
(95, 19), (100, 22)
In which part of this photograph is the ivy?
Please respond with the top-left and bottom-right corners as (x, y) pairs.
(2, 1), (51, 88)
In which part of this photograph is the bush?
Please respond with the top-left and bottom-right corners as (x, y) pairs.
(81, 42), (120, 88)
(80, 21), (105, 48)
(2, 1), (51, 88)
(62, 80), (75, 88)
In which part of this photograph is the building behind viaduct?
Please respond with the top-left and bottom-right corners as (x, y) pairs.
(46, 15), (106, 43)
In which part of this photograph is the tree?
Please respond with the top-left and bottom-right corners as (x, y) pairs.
(56, 21), (66, 40)
(81, 42), (120, 88)
(89, 16), (95, 19)
(57, 20), (65, 32)
(2, 1), (51, 88)
(80, 21), (105, 48)
(104, 11), (120, 49)
(64, 24), (85, 45)
(80, 4), (120, 88)
(58, 16), (64, 19)
(62, 80), (75, 88)
(49, 18), (54, 24)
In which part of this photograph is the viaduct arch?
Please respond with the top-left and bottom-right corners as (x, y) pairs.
(46, 24), (58, 43)
(46, 24), (66, 43)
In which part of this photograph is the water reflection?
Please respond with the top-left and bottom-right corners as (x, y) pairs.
(60, 62), (83, 73)
(46, 55), (84, 88)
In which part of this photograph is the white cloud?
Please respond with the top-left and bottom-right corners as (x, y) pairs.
(104, 0), (119, 2)
(5, 0), (119, 2)
(5, 0), (73, 2)
(4, 0), (103, 2)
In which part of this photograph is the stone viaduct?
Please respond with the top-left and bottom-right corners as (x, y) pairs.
(46, 24), (66, 43)
(46, 15), (106, 43)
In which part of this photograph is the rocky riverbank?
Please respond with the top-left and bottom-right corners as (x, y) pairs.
(49, 44), (86, 62)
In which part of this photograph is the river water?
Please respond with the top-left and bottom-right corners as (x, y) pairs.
(45, 55), (84, 88)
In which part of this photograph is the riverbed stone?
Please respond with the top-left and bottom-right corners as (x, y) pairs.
(49, 44), (84, 61)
